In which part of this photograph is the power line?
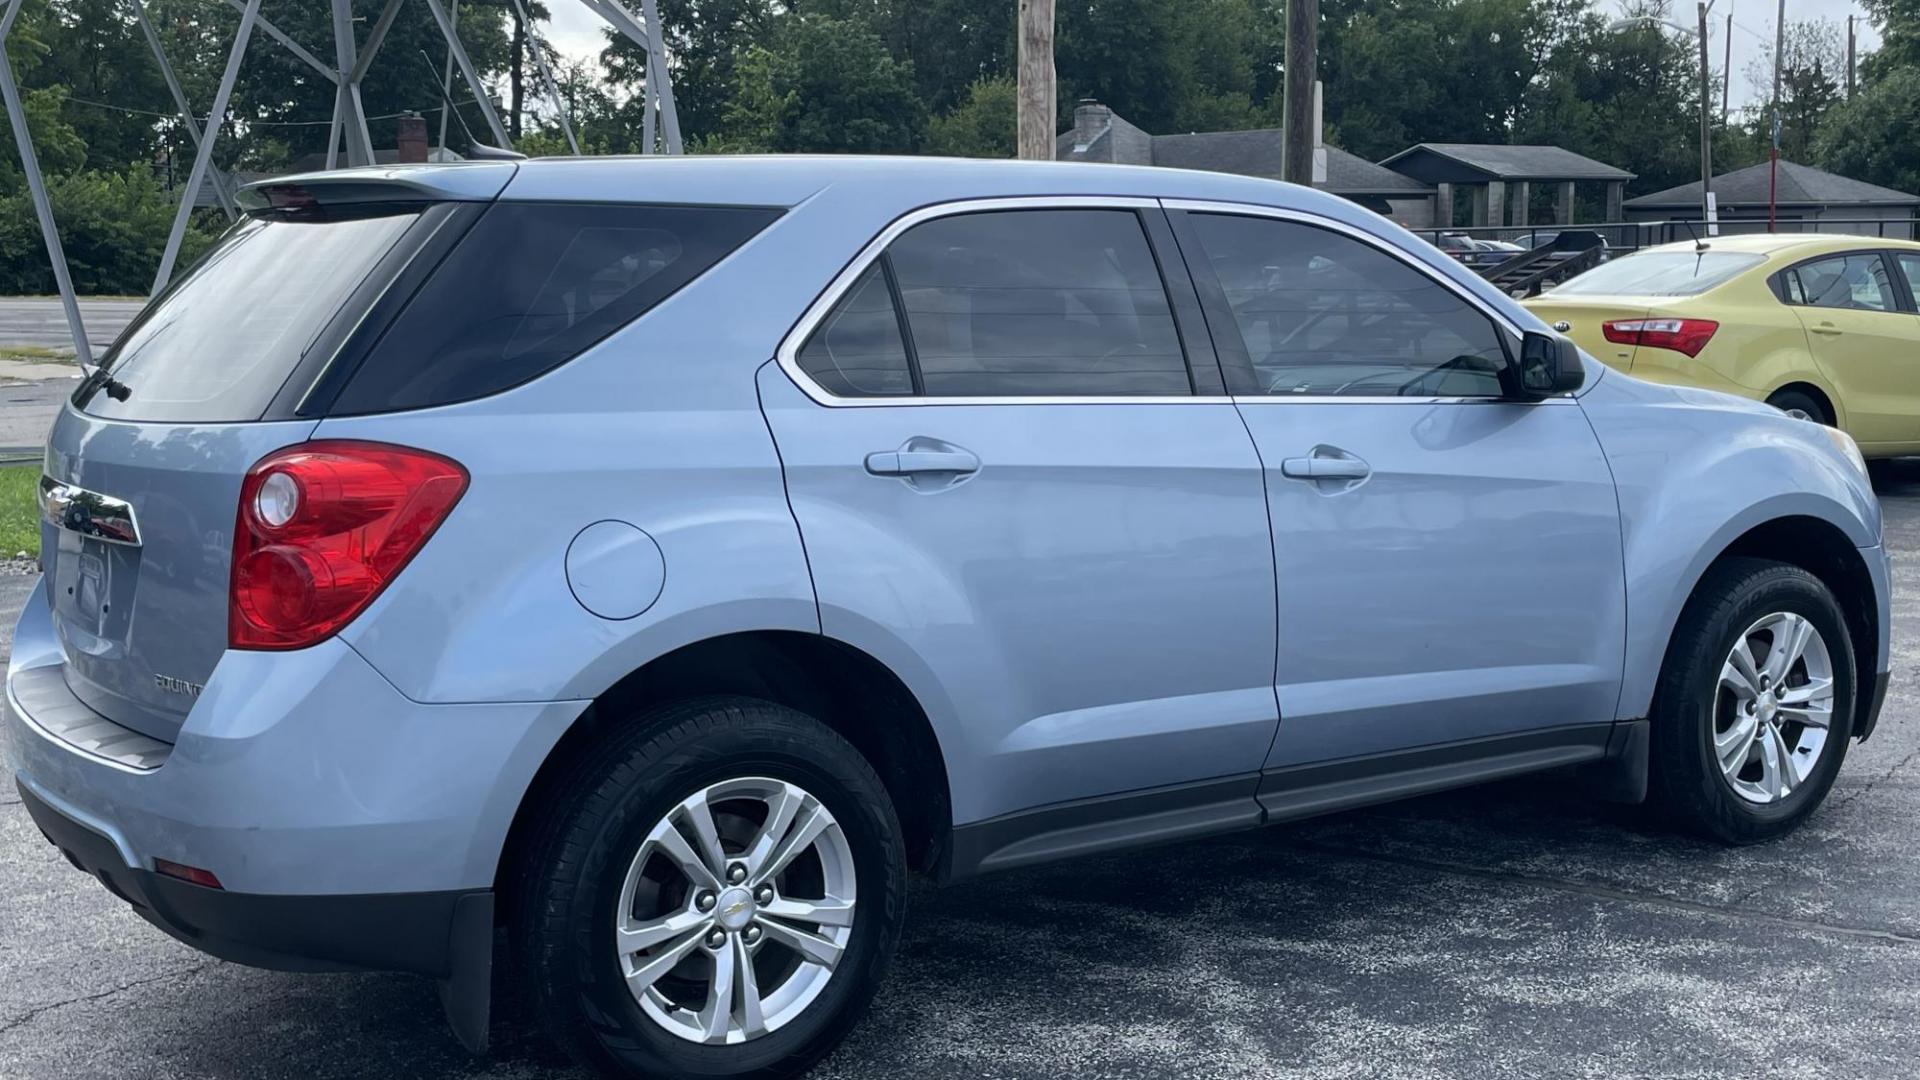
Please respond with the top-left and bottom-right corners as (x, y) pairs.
(56, 92), (480, 127)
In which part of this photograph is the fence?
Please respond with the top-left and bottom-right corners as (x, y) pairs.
(1409, 217), (1919, 257)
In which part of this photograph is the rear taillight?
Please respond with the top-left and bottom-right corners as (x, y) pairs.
(230, 441), (467, 650)
(1601, 317), (1719, 358)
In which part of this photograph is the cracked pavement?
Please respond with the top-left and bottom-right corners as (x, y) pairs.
(3, 469), (1920, 1079)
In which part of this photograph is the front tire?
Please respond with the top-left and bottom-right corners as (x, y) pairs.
(1649, 558), (1855, 843)
(512, 696), (906, 1079)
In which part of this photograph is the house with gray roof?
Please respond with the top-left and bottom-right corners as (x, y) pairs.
(1057, 101), (1438, 227)
(1380, 143), (1635, 228)
(1623, 160), (1918, 239)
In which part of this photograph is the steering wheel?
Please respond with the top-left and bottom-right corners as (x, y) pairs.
(1397, 354), (1498, 397)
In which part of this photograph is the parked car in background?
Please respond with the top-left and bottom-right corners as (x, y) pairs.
(1527, 234), (1920, 456)
(9, 158), (1891, 1080)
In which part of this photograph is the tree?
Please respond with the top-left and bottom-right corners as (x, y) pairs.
(717, 14), (922, 153)
(1816, 67), (1920, 195)
(1512, 0), (1704, 197)
(924, 75), (1015, 157)
(601, 0), (778, 143)
(1748, 19), (1844, 161)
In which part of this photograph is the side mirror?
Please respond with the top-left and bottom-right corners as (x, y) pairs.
(1513, 330), (1585, 398)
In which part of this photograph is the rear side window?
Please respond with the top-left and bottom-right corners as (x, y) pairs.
(332, 202), (778, 414)
(889, 209), (1190, 397)
(78, 208), (421, 422)
(1781, 253), (1897, 313)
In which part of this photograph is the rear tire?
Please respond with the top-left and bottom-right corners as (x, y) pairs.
(1649, 558), (1855, 843)
(1766, 388), (1831, 425)
(512, 696), (906, 1080)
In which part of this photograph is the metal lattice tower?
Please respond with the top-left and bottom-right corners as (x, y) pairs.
(0, 0), (683, 361)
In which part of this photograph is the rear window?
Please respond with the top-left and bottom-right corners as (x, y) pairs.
(331, 202), (779, 413)
(77, 208), (421, 422)
(1550, 251), (1765, 297)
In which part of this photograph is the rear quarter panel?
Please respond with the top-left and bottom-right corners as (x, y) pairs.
(1577, 372), (1883, 721)
(1625, 278), (1838, 419)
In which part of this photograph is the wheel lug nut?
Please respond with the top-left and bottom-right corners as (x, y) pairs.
(743, 925), (762, 945)
(696, 891), (717, 912)
(727, 863), (748, 885)
(705, 929), (726, 949)
(754, 885), (774, 905)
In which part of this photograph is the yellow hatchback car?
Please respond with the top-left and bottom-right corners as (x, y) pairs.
(1527, 234), (1920, 456)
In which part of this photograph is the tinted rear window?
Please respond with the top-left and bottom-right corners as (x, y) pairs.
(78, 209), (421, 422)
(331, 202), (779, 413)
(1551, 251), (1765, 297)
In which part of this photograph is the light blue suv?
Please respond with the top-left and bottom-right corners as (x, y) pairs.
(6, 157), (1890, 1079)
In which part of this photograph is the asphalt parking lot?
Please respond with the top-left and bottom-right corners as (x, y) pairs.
(2, 475), (1918, 1079)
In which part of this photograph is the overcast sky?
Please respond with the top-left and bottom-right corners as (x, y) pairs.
(536, 0), (1882, 121)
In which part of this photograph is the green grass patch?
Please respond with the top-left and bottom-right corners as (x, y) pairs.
(0, 345), (74, 363)
(0, 466), (41, 558)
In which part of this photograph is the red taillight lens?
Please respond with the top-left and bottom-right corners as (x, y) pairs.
(1601, 317), (1719, 358)
(230, 441), (467, 650)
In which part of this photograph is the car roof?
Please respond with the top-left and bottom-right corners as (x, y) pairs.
(264, 154), (1380, 219)
(1633, 233), (1920, 259)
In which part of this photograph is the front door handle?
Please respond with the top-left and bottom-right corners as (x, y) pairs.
(865, 445), (981, 476)
(1810, 322), (1843, 336)
(1280, 452), (1370, 481)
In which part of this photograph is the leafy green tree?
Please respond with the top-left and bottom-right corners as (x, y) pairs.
(718, 14), (922, 153)
(924, 75), (1014, 157)
(1816, 67), (1920, 195)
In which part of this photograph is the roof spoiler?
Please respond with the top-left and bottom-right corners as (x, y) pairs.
(236, 162), (519, 211)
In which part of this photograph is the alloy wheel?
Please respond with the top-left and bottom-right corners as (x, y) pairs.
(615, 777), (857, 1045)
(1713, 611), (1836, 804)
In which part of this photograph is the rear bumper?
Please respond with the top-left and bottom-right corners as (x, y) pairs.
(18, 779), (483, 976)
(5, 574), (586, 977)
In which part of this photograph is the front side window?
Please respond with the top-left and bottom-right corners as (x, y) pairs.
(1189, 213), (1509, 397)
(1783, 253), (1897, 313)
(885, 209), (1190, 397)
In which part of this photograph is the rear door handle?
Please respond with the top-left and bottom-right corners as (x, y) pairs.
(1810, 322), (1843, 336)
(865, 448), (980, 476)
(1281, 455), (1370, 480)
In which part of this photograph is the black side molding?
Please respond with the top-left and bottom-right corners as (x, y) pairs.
(943, 722), (1628, 881)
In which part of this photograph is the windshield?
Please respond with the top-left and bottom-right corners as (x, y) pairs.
(77, 207), (421, 422)
(1550, 250), (1765, 298)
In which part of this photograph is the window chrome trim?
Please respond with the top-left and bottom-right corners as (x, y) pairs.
(774, 194), (1573, 408)
(775, 195), (1222, 408)
(1161, 198), (1529, 338)
(1161, 198), (1586, 404)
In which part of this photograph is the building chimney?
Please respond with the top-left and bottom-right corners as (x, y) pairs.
(396, 112), (429, 164)
(1074, 98), (1111, 139)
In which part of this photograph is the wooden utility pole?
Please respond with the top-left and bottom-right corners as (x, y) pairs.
(1769, 0), (1784, 231)
(1282, 0), (1318, 184)
(1698, 1), (1714, 230)
(1016, 0), (1056, 160)
(1723, 8), (1734, 123)
(1846, 15), (1856, 97)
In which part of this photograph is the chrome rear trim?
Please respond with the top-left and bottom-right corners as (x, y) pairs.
(39, 475), (142, 547)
